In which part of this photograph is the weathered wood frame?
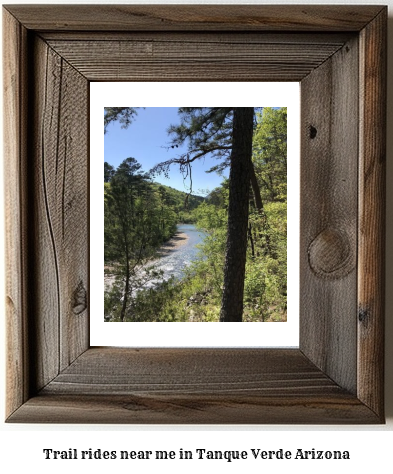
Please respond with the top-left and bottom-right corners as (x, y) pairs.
(3, 5), (386, 424)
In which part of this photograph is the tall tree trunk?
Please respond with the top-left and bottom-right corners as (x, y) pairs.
(250, 163), (272, 255)
(248, 222), (255, 259)
(120, 229), (130, 322)
(220, 107), (254, 322)
(120, 259), (130, 322)
(250, 164), (264, 213)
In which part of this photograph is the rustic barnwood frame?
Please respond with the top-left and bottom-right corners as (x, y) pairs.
(3, 5), (386, 423)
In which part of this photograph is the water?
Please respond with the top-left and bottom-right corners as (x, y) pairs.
(139, 224), (205, 289)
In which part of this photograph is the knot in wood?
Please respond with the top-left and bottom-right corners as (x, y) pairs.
(358, 307), (370, 325)
(72, 281), (87, 315)
(308, 228), (354, 279)
(309, 125), (317, 139)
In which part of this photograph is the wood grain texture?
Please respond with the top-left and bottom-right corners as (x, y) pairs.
(358, 9), (387, 419)
(43, 348), (341, 395)
(9, 392), (379, 425)
(4, 5), (384, 32)
(300, 37), (359, 394)
(7, 348), (380, 424)
(40, 31), (354, 44)
(26, 36), (89, 392)
(45, 37), (347, 82)
(3, 9), (30, 417)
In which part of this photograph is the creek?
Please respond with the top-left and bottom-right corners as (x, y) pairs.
(141, 224), (205, 289)
(104, 224), (206, 293)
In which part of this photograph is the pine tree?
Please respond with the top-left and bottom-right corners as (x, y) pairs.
(104, 157), (150, 321)
(104, 107), (140, 134)
(154, 107), (256, 321)
(219, 108), (254, 321)
(104, 107), (265, 322)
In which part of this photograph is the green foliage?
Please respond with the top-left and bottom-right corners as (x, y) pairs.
(167, 107), (234, 171)
(104, 157), (152, 263)
(253, 107), (287, 202)
(104, 156), (206, 321)
(150, 108), (235, 183)
(131, 278), (187, 322)
(243, 201), (287, 321)
(104, 157), (177, 320)
(150, 183), (204, 224)
(104, 161), (115, 182)
(104, 107), (287, 323)
(104, 107), (140, 134)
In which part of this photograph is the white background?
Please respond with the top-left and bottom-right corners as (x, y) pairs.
(1, 0), (392, 473)
(90, 82), (300, 347)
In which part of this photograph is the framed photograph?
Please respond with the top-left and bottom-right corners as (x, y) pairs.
(4, 5), (386, 424)
(91, 83), (300, 347)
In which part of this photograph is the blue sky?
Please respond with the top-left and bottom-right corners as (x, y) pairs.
(104, 107), (228, 196)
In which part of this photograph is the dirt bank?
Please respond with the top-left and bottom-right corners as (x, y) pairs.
(156, 231), (189, 257)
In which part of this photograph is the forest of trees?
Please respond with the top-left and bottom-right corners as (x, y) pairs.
(104, 107), (287, 322)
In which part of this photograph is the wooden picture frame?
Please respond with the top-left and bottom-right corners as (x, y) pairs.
(3, 5), (386, 424)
